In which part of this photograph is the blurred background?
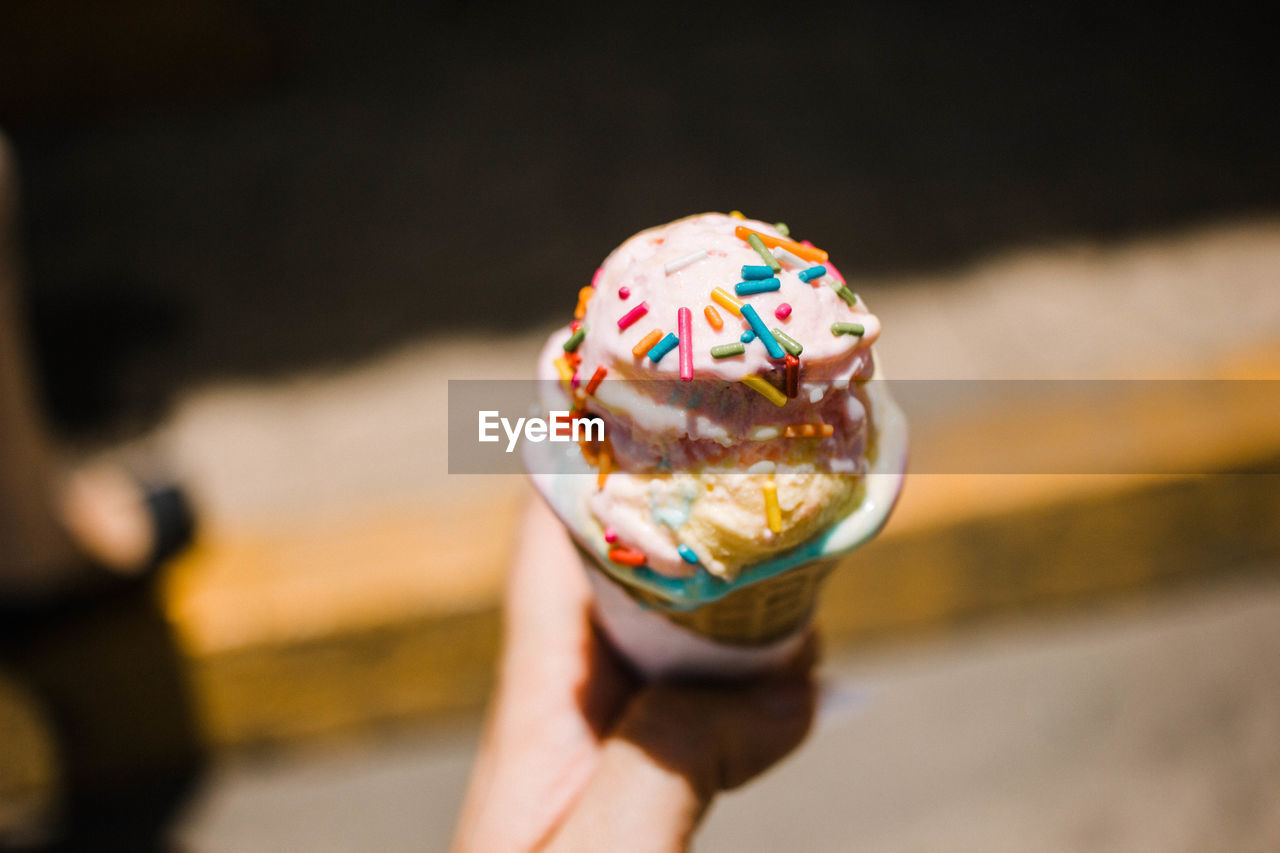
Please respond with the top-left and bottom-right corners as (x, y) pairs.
(1, 1), (1277, 850)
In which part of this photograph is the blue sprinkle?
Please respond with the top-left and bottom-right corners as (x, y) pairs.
(734, 277), (781, 296)
(647, 332), (680, 363)
(740, 328), (756, 343)
(798, 265), (827, 283)
(741, 265), (774, 280)
(740, 304), (785, 358)
(677, 544), (700, 564)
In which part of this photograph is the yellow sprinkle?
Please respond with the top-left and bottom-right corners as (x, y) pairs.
(729, 210), (746, 219)
(740, 374), (787, 407)
(553, 356), (573, 384)
(711, 287), (743, 317)
(763, 480), (782, 533)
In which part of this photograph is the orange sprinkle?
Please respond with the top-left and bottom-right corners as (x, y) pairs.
(733, 225), (827, 263)
(585, 365), (607, 395)
(609, 547), (646, 566)
(596, 443), (611, 489)
(632, 328), (663, 358)
(574, 285), (595, 320)
(703, 305), (724, 330)
(784, 423), (834, 438)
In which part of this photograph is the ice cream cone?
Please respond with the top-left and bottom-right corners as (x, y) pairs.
(522, 213), (908, 679)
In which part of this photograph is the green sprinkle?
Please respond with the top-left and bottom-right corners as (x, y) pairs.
(834, 285), (857, 307)
(770, 328), (803, 356)
(831, 322), (865, 337)
(747, 233), (782, 272)
(710, 342), (746, 358)
(773, 222), (790, 237)
(563, 324), (587, 352)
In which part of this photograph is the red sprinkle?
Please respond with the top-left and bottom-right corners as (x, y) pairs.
(569, 319), (582, 332)
(604, 526), (618, 543)
(618, 286), (631, 300)
(585, 365), (607, 395)
(784, 354), (800, 398)
(609, 547), (646, 566)
(775, 303), (792, 320)
(617, 301), (649, 330)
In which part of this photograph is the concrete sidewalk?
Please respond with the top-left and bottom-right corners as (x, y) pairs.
(172, 573), (1280, 852)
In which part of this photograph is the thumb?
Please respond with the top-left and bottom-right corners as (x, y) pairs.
(543, 677), (815, 852)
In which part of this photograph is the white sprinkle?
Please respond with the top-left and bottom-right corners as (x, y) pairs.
(664, 250), (708, 275)
(808, 386), (824, 403)
(771, 246), (809, 269)
(748, 425), (781, 441)
(747, 460), (777, 474)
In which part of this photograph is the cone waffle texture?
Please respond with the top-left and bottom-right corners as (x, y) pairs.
(591, 550), (842, 646)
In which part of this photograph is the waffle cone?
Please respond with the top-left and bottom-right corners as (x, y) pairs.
(591, 551), (842, 646)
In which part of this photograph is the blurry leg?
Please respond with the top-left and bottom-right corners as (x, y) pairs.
(0, 135), (80, 593)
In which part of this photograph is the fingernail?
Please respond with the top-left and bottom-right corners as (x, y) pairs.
(758, 683), (809, 718)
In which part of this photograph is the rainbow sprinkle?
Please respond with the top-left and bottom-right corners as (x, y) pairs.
(746, 232), (783, 272)
(735, 277), (781, 296)
(834, 285), (857, 307)
(704, 305), (724, 330)
(710, 287), (743, 317)
(729, 210), (746, 219)
(740, 304), (785, 358)
(784, 353), (800, 399)
(771, 246), (809, 268)
(647, 332), (680, 363)
(632, 328), (663, 358)
(617, 301), (649, 330)
(609, 547), (646, 566)
(603, 526), (618, 543)
(773, 222), (790, 237)
(563, 324), (587, 352)
(741, 265), (774, 280)
(762, 481), (782, 533)
(574, 286), (594, 320)
(784, 423), (835, 438)
(774, 303), (792, 320)
(831, 321), (865, 337)
(677, 307), (693, 381)
(618, 286), (631, 299)
(596, 443), (611, 488)
(710, 342), (746, 358)
(677, 544), (699, 564)
(770, 328), (803, 356)
(585, 365), (607, 395)
(664, 249), (709, 275)
(741, 374), (787, 407)
(553, 355), (573, 383)
(741, 329), (756, 343)
(798, 265), (826, 283)
(735, 225), (828, 263)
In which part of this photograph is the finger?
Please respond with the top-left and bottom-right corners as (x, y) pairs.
(502, 498), (594, 673)
(543, 677), (816, 851)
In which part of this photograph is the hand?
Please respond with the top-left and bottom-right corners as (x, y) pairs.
(453, 500), (817, 852)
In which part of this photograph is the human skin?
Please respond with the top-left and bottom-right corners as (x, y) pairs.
(453, 500), (817, 852)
